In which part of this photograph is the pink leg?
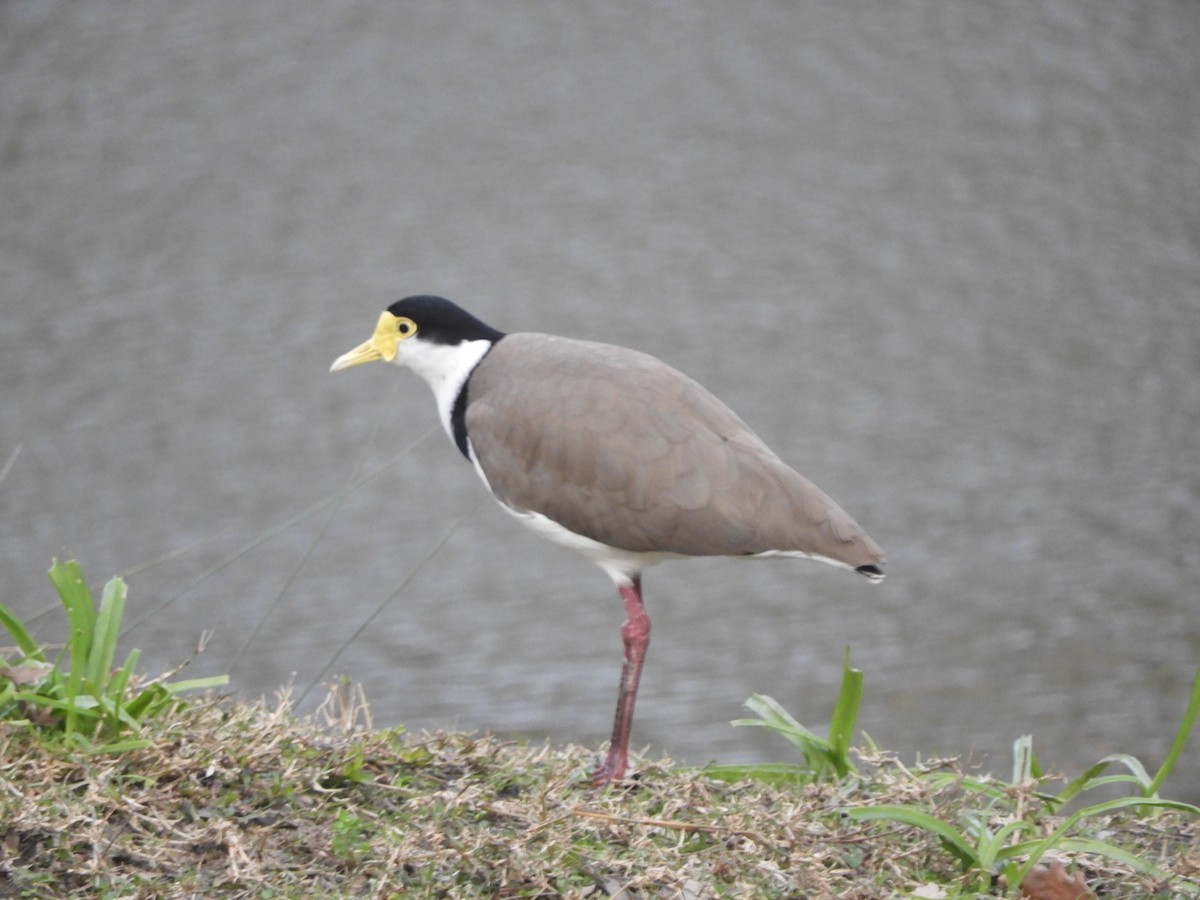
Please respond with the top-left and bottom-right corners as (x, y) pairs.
(591, 575), (651, 786)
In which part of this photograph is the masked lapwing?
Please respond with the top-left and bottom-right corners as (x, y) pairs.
(332, 295), (885, 786)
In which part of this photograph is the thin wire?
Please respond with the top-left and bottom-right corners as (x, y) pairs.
(120, 422), (441, 635)
(16, 530), (233, 631)
(296, 509), (470, 706)
(119, 531), (232, 579)
(230, 384), (396, 672)
(0, 443), (21, 486)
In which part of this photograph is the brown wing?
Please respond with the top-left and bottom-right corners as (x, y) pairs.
(465, 333), (884, 569)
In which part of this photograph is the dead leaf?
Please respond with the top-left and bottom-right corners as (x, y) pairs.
(0, 662), (52, 686)
(1020, 860), (1095, 900)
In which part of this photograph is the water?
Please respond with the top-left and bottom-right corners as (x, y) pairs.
(2, 2), (1197, 800)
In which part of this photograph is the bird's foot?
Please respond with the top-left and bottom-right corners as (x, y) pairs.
(589, 750), (628, 787)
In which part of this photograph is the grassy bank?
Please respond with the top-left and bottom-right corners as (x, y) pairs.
(0, 689), (1196, 898)
(1, 564), (1197, 897)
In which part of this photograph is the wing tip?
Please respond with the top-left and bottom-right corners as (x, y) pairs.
(856, 564), (885, 583)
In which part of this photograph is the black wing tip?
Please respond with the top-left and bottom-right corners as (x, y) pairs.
(856, 564), (885, 583)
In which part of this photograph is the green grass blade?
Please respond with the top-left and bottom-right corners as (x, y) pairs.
(920, 771), (1011, 803)
(113, 704), (147, 732)
(1146, 660), (1200, 798)
(970, 816), (1034, 870)
(80, 737), (154, 754)
(21, 693), (101, 721)
(701, 763), (814, 786)
(49, 559), (96, 640)
(738, 694), (825, 742)
(108, 648), (140, 710)
(1002, 836), (1200, 894)
(1011, 794), (1200, 887)
(86, 577), (127, 694)
(827, 648), (863, 776)
(124, 683), (172, 720)
(735, 693), (836, 774)
(734, 655), (863, 780)
(1055, 753), (1154, 804)
(1064, 794), (1199, 818)
(1098, 753), (1153, 789)
(1064, 773), (1153, 793)
(1054, 759), (1110, 805)
(50, 560), (96, 734)
(9, 563), (229, 740)
(1051, 838), (1200, 894)
(164, 674), (230, 694)
(1011, 734), (1034, 786)
(845, 805), (977, 866)
(0, 602), (43, 660)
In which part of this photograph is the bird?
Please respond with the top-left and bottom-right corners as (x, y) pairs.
(331, 295), (885, 786)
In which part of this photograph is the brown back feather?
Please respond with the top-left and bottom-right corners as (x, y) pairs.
(465, 333), (884, 569)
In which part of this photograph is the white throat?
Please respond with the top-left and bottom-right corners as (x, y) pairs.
(392, 337), (494, 443)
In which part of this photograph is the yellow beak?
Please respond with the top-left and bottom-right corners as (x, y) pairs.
(330, 312), (401, 372)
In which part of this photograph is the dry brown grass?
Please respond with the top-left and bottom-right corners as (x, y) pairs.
(0, 687), (1195, 899)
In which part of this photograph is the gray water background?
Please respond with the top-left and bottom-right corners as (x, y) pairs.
(2, 2), (1198, 800)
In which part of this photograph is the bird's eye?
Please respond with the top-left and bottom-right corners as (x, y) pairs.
(396, 317), (416, 337)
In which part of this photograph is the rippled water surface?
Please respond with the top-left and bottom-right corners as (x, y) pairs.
(2, 2), (1197, 799)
